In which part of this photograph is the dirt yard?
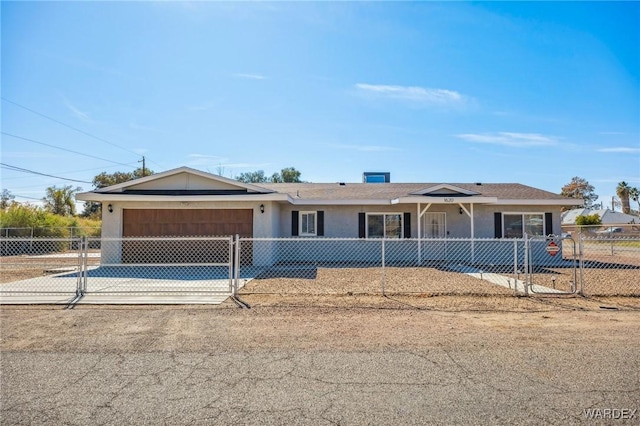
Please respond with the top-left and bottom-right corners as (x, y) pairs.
(1, 303), (639, 352)
(2, 302), (639, 424)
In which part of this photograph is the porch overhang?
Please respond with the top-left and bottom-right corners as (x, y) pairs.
(391, 196), (498, 205)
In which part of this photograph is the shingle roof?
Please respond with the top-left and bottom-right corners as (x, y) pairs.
(259, 182), (569, 201)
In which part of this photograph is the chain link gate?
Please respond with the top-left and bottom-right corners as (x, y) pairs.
(0, 237), (84, 303)
(524, 234), (582, 295)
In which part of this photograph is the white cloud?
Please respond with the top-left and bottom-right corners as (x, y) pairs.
(234, 73), (267, 80)
(334, 144), (400, 152)
(355, 83), (466, 105)
(596, 147), (640, 153)
(455, 132), (558, 147)
(64, 100), (92, 122)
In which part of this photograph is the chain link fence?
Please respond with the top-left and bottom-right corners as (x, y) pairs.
(1, 233), (638, 304)
(236, 237), (579, 298)
(1, 227), (101, 239)
(561, 224), (640, 297)
(1, 237), (234, 302)
(0, 238), (83, 299)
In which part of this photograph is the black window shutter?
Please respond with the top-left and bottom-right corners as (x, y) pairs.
(403, 212), (411, 238)
(494, 212), (502, 238)
(358, 213), (366, 238)
(545, 212), (553, 236)
(317, 211), (324, 236)
(291, 211), (299, 236)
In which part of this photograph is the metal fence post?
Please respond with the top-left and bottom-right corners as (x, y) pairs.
(381, 238), (386, 296)
(228, 236), (234, 295)
(234, 234), (240, 296)
(578, 233), (585, 296)
(513, 239), (518, 295)
(76, 236), (84, 297)
(523, 235), (529, 296)
(82, 236), (89, 294)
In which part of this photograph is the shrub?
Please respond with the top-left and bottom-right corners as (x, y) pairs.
(0, 203), (101, 238)
(575, 214), (602, 226)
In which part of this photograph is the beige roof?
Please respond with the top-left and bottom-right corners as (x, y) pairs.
(77, 167), (574, 205)
(259, 182), (568, 201)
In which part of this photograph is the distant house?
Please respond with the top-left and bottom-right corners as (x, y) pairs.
(76, 166), (576, 263)
(561, 208), (639, 226)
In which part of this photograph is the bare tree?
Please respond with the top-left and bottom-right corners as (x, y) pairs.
(560, 177), (598, 208)
(630, 186), (640, 213)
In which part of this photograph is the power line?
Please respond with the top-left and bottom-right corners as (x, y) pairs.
(0, 162), (140, 182)
(1, 97), (141, 157)
(1, 163), (92, 184)
(12, 194), (42, 201)
(1, 132), (136, 168)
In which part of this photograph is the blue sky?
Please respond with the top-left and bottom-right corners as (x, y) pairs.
(2, 1), (639, 209)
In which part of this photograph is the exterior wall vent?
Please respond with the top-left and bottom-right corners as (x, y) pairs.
(363, 172), (390, 183)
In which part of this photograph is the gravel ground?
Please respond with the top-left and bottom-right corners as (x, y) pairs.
(242, 267), (515, 296)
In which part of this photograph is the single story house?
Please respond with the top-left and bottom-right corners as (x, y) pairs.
(76, 166), (577, 264)
(561, 208), (639, 226)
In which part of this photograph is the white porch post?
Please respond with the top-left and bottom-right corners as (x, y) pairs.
(417, 203), (432, 264)
(471, 203), (475, 264)
(417, 203), (421, 264)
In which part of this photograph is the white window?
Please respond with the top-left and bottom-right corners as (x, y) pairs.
(503, 213), (544, 238)
(300, 211), (317, 236)
(367, 213), (402, 238)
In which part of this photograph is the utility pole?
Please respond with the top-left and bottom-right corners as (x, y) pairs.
(139, 156), (146, 177)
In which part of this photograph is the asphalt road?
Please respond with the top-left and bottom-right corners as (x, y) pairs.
(1, 306), (639, 425)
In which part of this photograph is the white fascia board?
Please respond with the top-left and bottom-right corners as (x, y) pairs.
(393, 196), (498, 204)
(290, 199), (392, 206)
(494, 199), (578, 206)
(75, 192), (290, 202)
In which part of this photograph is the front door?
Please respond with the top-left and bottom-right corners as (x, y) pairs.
(421, 212), (446, 238)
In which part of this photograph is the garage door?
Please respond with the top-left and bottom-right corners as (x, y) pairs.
(122, 209), (252, 264)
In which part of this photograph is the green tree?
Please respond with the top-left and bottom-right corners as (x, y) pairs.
(560, 177), (598, 208)
(616, 181), (631, 214)
(236, 170), (269, 183)
(81, 167), (154, 218)
(237, 167), (304, 184)
(575, 214), (601, 226)
(92, 167), (152, 189)
(43, 185), (80, 216)
(278, 167), (302, 183)
(1, 189), (15, 209)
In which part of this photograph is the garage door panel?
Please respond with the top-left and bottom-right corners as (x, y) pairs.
(122, 208), (253, 263)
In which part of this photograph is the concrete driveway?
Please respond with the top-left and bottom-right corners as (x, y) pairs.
(0, 265), (252, 304)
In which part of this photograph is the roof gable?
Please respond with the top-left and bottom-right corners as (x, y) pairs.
(95, 167), (274, 194)
(409, 184), (481, 196)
